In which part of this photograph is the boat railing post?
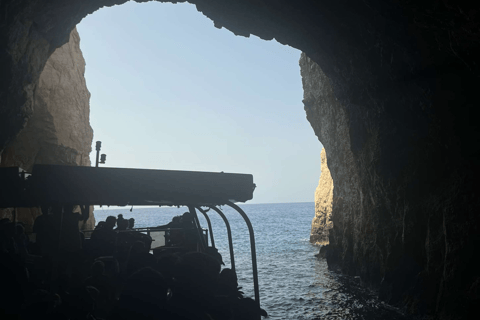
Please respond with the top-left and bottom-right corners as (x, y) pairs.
(225, 201), (260, 309)
(209, 206), (235, 273)
(188, 205), (207, 252)
(196, 206), (215, 248)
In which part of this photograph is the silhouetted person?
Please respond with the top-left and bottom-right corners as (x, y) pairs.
(57, 205), (84, 276)
(115, 219), (135, 265)
(90, 217), (117, 257)
(205, 246), (225, 266)
(234, 297), (268, 320)
(110, 267), (170, 320)
(59, 205), (82, 252)
(63, 272), (96, 320)
(180, 212), (201, 252)
(94, 221), (106, 231)
(156, 216), (184, 248)
(154, 253), (179, 286)
(217, 268), (243, 299)
(0, 219), (15, 253)
(180, 211), (195, 228)
(32, 205), (50, 255)
(105, 216), (117, 230)
(0, 232), (29, 317)
(155, 215), (182, 229)
(169, 251), (221, 319)
(115, 219), (129, 231)
(85, 260), (114, 318)
(13, 223), (29, 260)
(21, 289), (59, 320)
(117, 214), (125, 229)
(128, 218), (135, 230)
(125, 241), (155, 277)
(49, 205), (63, 256)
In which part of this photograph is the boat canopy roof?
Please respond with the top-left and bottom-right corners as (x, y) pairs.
(0, 165), (255, 208)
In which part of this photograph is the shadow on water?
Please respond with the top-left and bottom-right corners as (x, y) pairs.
(302, 258), (426, 320)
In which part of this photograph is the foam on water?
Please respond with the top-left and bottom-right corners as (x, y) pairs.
(93, 202), (419, 319)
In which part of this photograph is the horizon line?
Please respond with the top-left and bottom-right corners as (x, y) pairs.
(93, 200), (314, 210)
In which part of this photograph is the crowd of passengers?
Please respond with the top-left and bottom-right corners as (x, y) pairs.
(0, 206), (267, 320)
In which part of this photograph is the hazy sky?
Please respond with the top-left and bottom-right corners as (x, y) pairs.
(77, 1), (322, 204)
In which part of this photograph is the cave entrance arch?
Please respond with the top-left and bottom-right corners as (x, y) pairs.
(76, 1), (321, 207)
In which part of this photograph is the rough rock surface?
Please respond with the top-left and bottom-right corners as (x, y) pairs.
(0, 27), (94, 230)
(300, 50), (480, 318)
(310, 148), (333, 245)
(0, 1), (479, 319)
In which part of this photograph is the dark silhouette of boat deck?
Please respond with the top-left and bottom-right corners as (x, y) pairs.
(0, 164), (262, 315)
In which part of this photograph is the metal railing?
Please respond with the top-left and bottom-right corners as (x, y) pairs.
(82, 227), (208, 250)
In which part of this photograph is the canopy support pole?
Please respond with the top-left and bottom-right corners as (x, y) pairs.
(188, 205), (207, 252)
(196, 207), (215, 248)
(209, 206), (235, 272)
(225, 201), (260, 307)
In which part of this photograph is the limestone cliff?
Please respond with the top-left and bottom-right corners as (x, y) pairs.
(310, 148), (333, 245)
(300, 49), (480, 318)
(0, 27), (94, 230)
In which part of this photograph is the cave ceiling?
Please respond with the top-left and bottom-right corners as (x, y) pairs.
(1, 0), (478, 153)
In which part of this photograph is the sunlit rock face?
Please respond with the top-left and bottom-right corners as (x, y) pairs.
(300, 50), (361, 273)
(310, 148), (334, 245)
(0, 1), (479, 319)
(0, 28), (94, 230)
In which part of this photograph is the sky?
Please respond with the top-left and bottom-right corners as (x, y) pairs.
(77, 1), (322, 204)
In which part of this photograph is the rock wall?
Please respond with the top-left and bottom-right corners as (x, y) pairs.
(310, 148), (333, 245)
(300, 50), (480, 318)
(0, 27), (95, 230)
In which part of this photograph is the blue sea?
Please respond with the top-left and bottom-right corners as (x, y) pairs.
(94, 202), (415, 320)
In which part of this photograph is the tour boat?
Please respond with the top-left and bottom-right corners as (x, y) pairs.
(0, 164), (261, 308)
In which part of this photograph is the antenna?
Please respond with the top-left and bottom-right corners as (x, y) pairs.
(95, 141), (107, 167)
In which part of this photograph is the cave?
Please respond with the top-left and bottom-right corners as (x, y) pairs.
(1, 1), (479, 319)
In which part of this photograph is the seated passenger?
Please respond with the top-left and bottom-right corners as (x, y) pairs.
(115, 219), (129, 231)
(169, 252), (221, 319)
(179, 212), (195, 228)
(58, 205), (82, 253)
(125, 241), (155, 277)
(13, 223), (29, 260)
(105, 216), (117, 231)
(205, 247), (225, 266)
(232, 297), (268, 320)
(216, 268), (243, 298)
(127, 218), (135, 230)
(90, 217), (117, 257)
(32, 206), (49, 255)
(117, 214), (125, 229)
(155, 215), (182, 229)
(84, 260), (114, 317)
(21, 289), (59, 320)
(110, 267), (170, 320)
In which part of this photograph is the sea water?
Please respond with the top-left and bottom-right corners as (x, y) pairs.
(94, 202), (416, 320)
